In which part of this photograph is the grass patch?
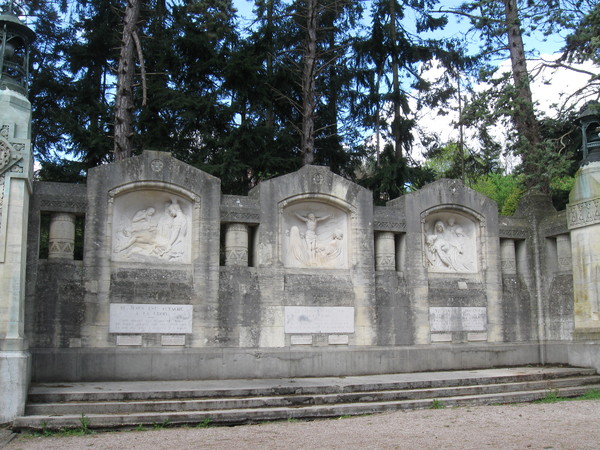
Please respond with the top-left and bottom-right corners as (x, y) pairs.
(152, 419), (170, 429)
(534, 388), (600, 404)
(535, 390), (562, 403)
(577, 389), (600, 400)
(430, 399), (445, 409)
(196, 418), (212, 428)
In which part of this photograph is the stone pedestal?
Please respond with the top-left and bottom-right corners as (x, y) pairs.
(567, 161), (600, 339)
(0, 88), (33, 422)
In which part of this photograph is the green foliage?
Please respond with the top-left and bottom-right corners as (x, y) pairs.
(535, 390), (562, 403)
(470, 173), (523, 216)
(196, 417), (212, 428)
(430, 399), (445, 409)
(79, 413), (91, 434)
(359, 145), (435, 205)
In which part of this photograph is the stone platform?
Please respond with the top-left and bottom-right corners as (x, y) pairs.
(12, 366), (600, 430)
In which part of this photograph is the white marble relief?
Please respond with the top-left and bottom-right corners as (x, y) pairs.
(112, 191), (191, 263)
(283, 202), (348, 269)
(424, 213), (477, 273)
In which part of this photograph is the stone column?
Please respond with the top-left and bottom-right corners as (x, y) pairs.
(556, 234), (572, 273)
(500, 239), (517, 275)
(0, 88), (33, 422)
(567, 161), (600, 337)
(375, 232), (395, 271)
(225, 223), (248, 266)
(48, 213), (76, 259)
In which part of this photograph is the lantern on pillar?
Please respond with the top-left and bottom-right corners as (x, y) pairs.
(578, 101), (600, 166)
(0, 4), (35, 96)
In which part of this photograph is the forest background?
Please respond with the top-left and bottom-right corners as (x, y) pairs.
(13, 0), (600, 212)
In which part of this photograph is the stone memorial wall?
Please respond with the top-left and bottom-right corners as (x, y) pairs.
(16, 150), (599, 383)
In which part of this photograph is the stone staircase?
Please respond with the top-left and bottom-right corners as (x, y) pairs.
(12, 366), (600, 431)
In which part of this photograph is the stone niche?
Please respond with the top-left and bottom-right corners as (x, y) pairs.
(423, 211), (479, 274)
(111, 189), (192, 264)
(281, 200), (349, 269)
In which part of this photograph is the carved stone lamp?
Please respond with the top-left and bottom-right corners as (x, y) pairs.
(578, 101), (600, 166)
(0, 6), (35, 96)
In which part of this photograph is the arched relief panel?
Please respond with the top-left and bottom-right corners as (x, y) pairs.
(108, 182), (199, 264)
(421, 207), (484, 274)
(279, 195), (353, 269)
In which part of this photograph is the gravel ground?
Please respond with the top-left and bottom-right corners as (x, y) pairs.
(5, 400), (600, 450)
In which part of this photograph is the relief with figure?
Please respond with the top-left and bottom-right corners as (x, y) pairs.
(424, 212), (477, 273)
(112, 191), (192, 263)
(283, 202), (348, 269)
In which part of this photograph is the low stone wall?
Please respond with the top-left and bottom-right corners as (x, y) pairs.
(30, 343), (544, 382)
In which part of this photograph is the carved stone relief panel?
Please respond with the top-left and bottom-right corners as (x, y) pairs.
(112, 190), (192, 264)
(282, 201), (348, 269)
(423, 212), (478, 273)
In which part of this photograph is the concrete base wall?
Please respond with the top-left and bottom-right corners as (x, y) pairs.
(0, 351), (30, 423)
(546, 341), (600, 372)
(31, 343), (546, 382)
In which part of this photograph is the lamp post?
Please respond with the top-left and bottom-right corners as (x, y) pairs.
(0, 5), (35, 96)
(578, 101), (600, 166)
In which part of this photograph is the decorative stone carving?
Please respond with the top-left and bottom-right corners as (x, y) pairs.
(112, 191), (192, 263)
(0, 140), (9, 171)
(282, 201), (348, 269)
(567, 198), (600, 229)
(150, 159), (164, 172)
(424, 213), (477, 273)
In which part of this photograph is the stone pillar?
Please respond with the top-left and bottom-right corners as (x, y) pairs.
(567, 161), (600, 338)
(225, 223), (248, 266)
(500, 239), (517, 275)
(556, 234), (572, 273)
(375, 232), (395, 271)
(0, 88), (33, 422)
(48, 213), (76, 259)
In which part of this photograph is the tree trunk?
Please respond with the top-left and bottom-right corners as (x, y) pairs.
(504, 0), (541, 148)
(301, 0), (318, 165)
(390, 0), (402, 159)
(114, 0), (141, 161)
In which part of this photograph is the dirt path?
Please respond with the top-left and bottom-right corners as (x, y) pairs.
(5, 400), (600, 449)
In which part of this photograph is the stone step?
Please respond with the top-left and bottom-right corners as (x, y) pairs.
(13, 384), (600, 431)
(26, 367), (598, 403)
(24, 376), (600, 416)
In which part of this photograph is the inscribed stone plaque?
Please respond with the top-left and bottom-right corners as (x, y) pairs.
(161, 335), (186, 346)
(328, 334), (349, 345)
(429, 307), (487, 332)
(467, 332), (488, 341)
(284, 306), (355, 334)
(116, 335), (142, 346)
(109, 304), (193, 334)
(290, 335), (313, 345)
(430, 333), (452, 342)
